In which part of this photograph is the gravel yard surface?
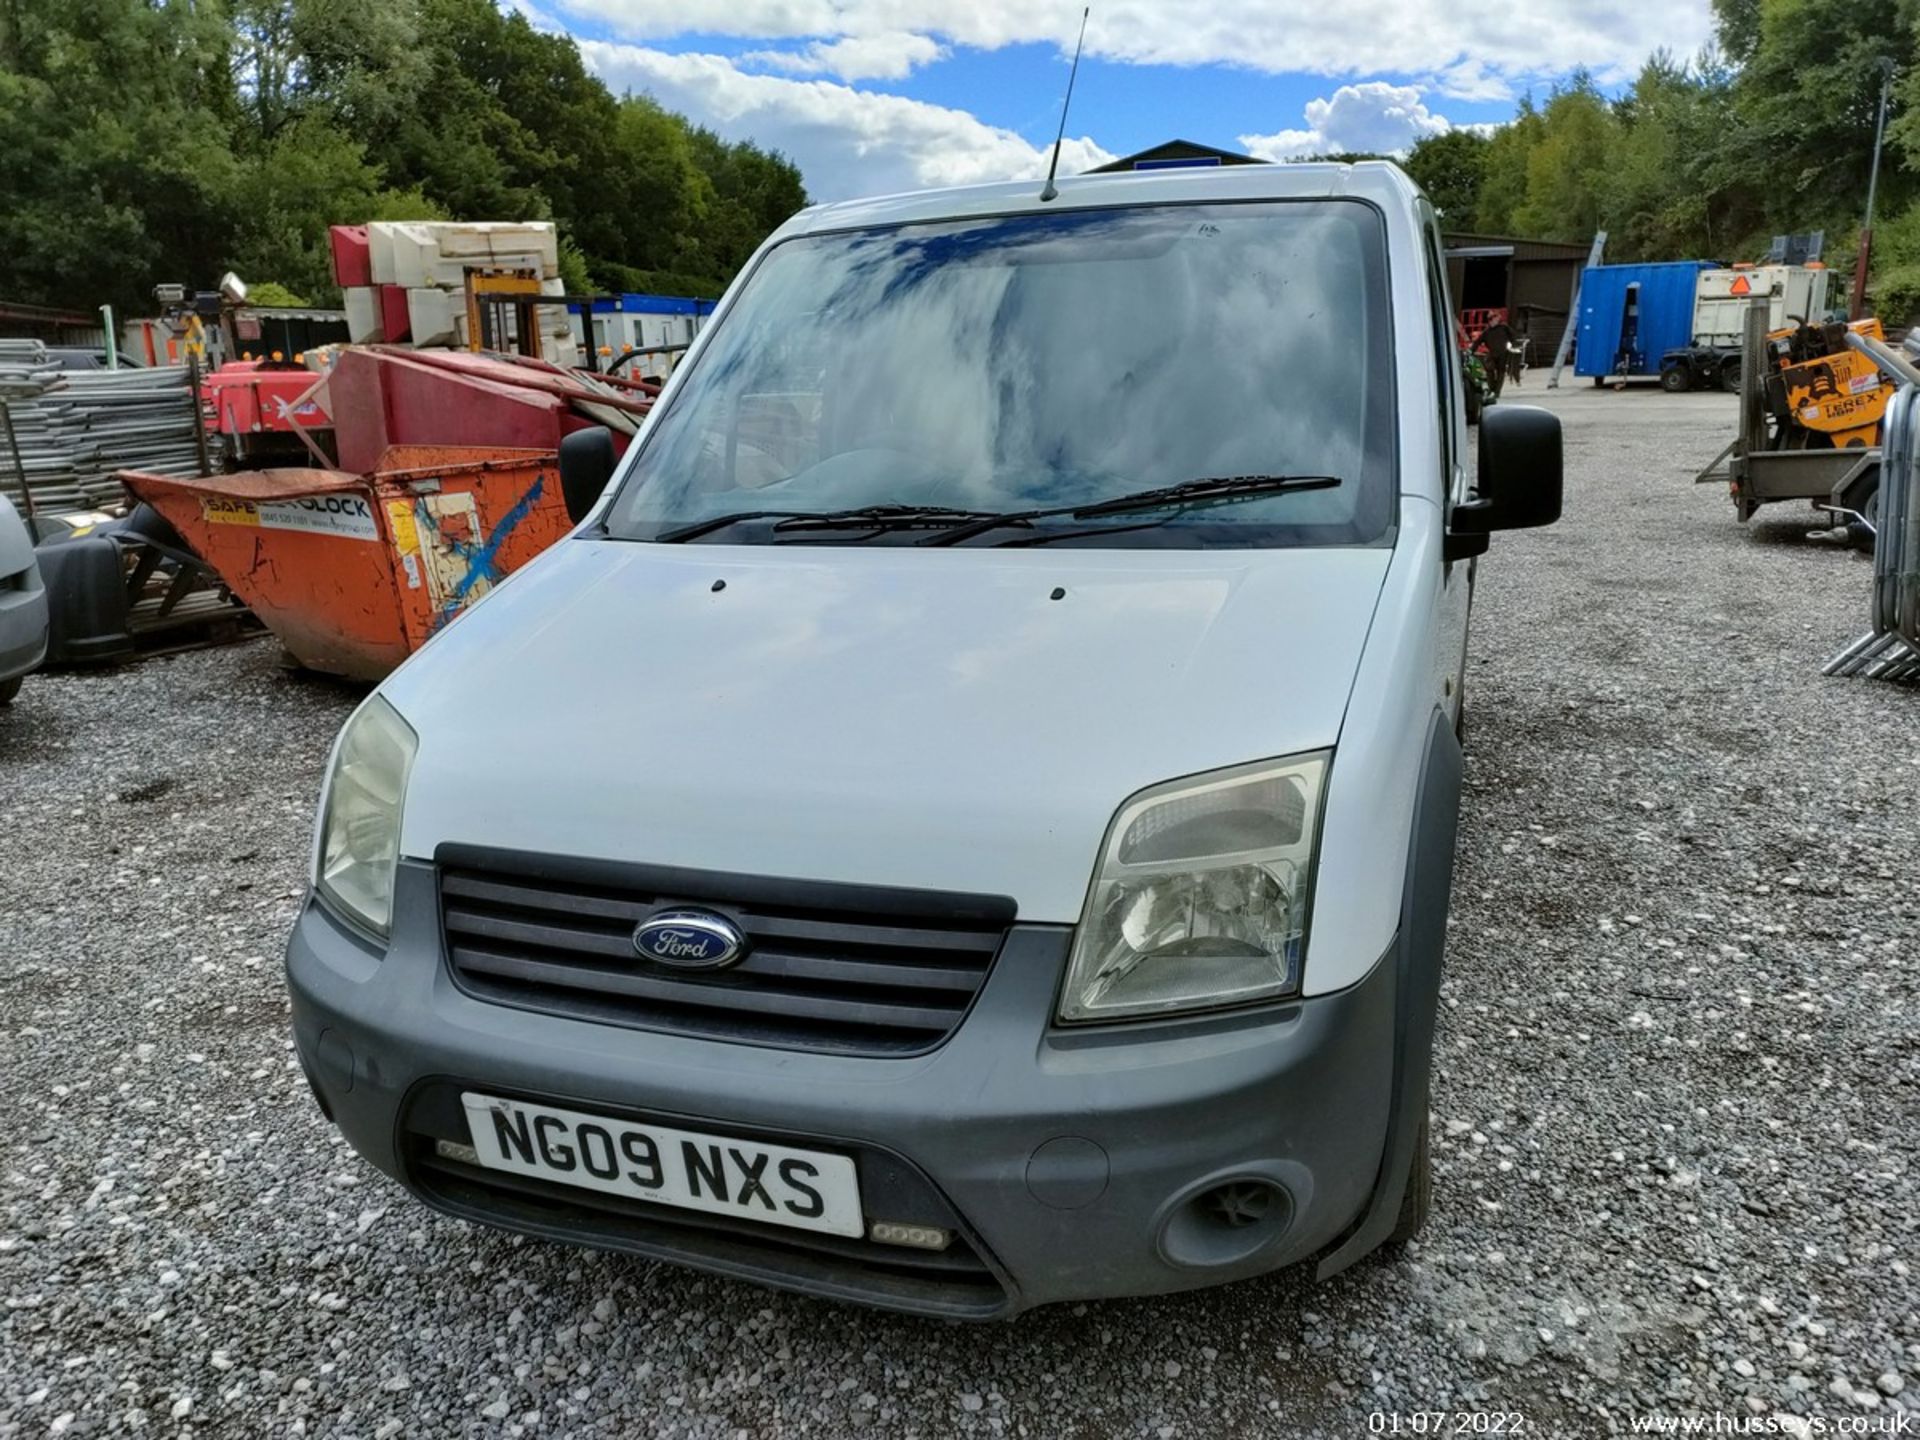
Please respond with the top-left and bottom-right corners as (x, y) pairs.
(1, 384), (1915, 1438)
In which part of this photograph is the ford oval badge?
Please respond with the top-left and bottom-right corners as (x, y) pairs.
(633, 909), (748, 970)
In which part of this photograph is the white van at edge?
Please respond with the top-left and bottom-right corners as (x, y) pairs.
(288, 160), (1562, 1317)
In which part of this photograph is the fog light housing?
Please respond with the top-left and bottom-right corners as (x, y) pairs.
(1157, 1175), (1295, 1269)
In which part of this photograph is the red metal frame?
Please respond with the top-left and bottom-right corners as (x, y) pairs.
(1459, 307), (1510, 344)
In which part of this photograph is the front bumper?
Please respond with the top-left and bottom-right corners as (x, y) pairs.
(287, 860), (1398, 1317)
(0, 580), (48, 683)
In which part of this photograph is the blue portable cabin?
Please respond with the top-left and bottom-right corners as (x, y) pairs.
(1573, 261), (1720, 379)
(582, 292), (720, 318)
(567, 291), (721, 372)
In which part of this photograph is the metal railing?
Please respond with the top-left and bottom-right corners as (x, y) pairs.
(1825, 379), (1920, 680)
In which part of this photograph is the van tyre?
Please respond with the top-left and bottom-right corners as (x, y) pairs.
(1386, 1118), (1431, 1245)
(0, 676), (20, 705)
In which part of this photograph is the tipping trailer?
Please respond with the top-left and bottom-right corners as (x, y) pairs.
(120, 446), (573, 680)
(114, 347), (652, 678)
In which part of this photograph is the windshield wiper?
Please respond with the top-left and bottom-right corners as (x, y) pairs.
(655, 503), (995, 543)
(655, 509), (816, 543)
(655, 477), (1339, 545)
(919, 474), (1343, 546)
(771, 503), (997, 532)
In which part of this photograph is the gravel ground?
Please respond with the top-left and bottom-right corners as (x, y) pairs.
(1, 383), (1915, 1438)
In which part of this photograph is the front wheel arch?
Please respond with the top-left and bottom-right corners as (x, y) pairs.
(1315, 709), (1461, 1278)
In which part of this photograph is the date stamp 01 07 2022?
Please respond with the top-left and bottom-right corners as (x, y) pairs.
(1367, 1415), (1529, 1436)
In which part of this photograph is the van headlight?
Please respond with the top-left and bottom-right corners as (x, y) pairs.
(314, 695), (417, 938)
(1057, 754), (1329, 1024)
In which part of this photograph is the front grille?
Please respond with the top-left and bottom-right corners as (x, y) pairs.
(400, 1080), (1012, 1318)
(437, 849), (1013, 1056)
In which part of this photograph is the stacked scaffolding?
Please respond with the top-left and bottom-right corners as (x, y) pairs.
(0, 340), (201, 514)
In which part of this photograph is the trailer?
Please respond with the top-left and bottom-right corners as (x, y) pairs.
(1657, 265), (1834, 393)
(1574, 260), (1720, 383)
(1694, 297), (1894, 523)
(120, 447), (571, 680)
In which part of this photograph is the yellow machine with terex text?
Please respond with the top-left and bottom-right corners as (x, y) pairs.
(1699, 301), (1913, 525)
(1764, 317), (1896, 450)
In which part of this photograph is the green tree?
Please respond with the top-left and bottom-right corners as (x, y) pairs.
(1868, 199), (1920, 320)
(681, 128), (810, 278)
(1717, 0), (1913, 243)
(1474, 99), (1544, 233)
(0, 0), (239, 311)
(608, 96), (711, 277)
(1603, 51), (1752, 261)
(1403, 130), (1490, 223)
(227, 117), (446, 300)
(1710, 0), (1765, 65)
(1511, 73), (1618, 241)
(0, 0), (807, 313)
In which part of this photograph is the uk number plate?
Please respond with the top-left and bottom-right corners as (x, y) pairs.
(460, 1093), (864, 1238)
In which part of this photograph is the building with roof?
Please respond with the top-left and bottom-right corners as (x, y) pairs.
(1441, 233), (1592, 355)
(1087, 140), (1266, 173)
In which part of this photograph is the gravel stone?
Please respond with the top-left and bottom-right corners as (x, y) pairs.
(1, 386), (1915, 1436)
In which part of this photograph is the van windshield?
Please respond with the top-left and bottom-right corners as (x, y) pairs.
(605, 200), (1396, 548)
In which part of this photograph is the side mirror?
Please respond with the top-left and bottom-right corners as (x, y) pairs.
(558, 426), (617, 524)
(1446, 404), (1562, 561)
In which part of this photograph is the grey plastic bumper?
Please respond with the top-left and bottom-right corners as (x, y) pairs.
(286, 860), (1400, 1315)
(0, 581), (48, 682)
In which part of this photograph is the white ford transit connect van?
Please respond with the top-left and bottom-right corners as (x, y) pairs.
(288, 160), (1562, 1317)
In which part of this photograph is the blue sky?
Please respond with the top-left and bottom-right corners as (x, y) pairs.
(532, 2), (1722, 202)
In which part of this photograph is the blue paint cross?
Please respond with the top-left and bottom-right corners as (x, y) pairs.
(424, 474), (545, 632)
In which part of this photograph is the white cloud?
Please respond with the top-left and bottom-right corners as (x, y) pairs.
(503, 0), (567, 33)
(742, 32), (946, 82)
(581, 42), (1112, 200)
(564, 1), (1718, 213)
(1240, 82), (1453, 160)
(1425, 58), (1516, 103)
(556, 0), (1715, 90)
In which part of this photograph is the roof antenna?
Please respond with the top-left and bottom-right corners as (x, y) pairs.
(1038, 7), (1090, 202)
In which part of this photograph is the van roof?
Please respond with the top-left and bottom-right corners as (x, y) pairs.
(776, 159), (1423, 239)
